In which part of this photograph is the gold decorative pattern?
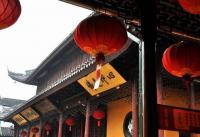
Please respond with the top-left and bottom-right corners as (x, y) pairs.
(21, 107), (39, 121)
(34, 99), (56, 114)
(12, 114), (27, 125)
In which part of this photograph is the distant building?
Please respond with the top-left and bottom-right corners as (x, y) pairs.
(0, 127), (14, 137)
(0, 98), (25, 124)
(0, 97), (25, 137)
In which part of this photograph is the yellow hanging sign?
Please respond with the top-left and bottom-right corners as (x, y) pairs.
(78, 63), (126, 96)
(12, 114), (27, 125)
(21, 107), (39, 121)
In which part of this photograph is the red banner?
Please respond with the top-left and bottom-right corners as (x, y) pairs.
(158, 104), (200, 133)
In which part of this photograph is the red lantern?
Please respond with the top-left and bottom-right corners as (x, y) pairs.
(31, 127), (39, 134)
(92, 108), (105, 127)
(178, 0), (200, 14)
(44, 122), (51, 135)
(162, 41), (200, 81)
(65, 116), (76, 131)
(74, 14), (127, 89)
(0, 0), (21, 30)
(20, 130), (27, 137)
(162, 41), (200, 110)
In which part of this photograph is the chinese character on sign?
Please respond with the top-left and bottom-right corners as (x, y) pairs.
(107, 72), (115, 79)
(86, 80), (94, 89)
(101, 74), (109, 85)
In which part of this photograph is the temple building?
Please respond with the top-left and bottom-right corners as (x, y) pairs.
(1, 0), (200, 137)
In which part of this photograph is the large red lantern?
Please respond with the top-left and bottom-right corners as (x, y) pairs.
(31, 127), (39, 134)
(44, 122), (51, 135)
(178, 0), (200, 14)
(0, 0), (21, 30)
(65, 116), (76, 131)
(92, 108), (105, 127)
(162, 41), (200, 81)
(20, 130), (27, 137)
(74, 14), (127, 89)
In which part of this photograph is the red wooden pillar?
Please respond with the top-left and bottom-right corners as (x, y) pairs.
(57, 112), (63, 137)
(132, 82), (139, 137)
(84, 101), (90, 137)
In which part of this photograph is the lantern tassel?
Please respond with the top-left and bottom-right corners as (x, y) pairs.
(97, 120), (101, 127)
(47, 131), (49, 136)
(182, 74), (192, 87)
(94, 64), (102, 90)
(94, 53), (105, 90)
(69, 126), (72, 132)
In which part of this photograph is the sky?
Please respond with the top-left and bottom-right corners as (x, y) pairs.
(0, 0), (92, 100)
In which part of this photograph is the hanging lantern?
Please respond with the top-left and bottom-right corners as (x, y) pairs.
(162, 41), (200, 81)
(178, 0), (200, 14)
(74, 14), (127, 89)
(0, 0), (21, 30)
(92, 107), (105, 127)
(31, 127), (39, 134)
(44, 122), (51, 135)
(162, 41), (200, 109)
(20, 130), (27, 137)
(65, 116), (76, 131)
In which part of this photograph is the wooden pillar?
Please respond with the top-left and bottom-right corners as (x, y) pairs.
(189, 82), (195, 109)
(138, 41), (144, 137)
(157, 81), (164, 137)
(84, 101), (90, 137)
(27, 124), (31, 137)
(14, 124), (19, 137)
(57, 112), (63, 137)
(38, 119), (43, 137)
(132, 82), (139, 137)
(80, 114), (84, 137)
(138, 0), (158, 137)
(156, 55), (164, 137)
(189, 82), (196, 137)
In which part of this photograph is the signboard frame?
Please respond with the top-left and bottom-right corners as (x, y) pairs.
(158, 104), (200, 133)
(12, 114), (27, 125)
(21, 107), (40, 121)
(78, 63), (127, 96)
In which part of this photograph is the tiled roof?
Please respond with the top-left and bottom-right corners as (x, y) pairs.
(0, 127), (14, 137)
(8, 33), (75, 85)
